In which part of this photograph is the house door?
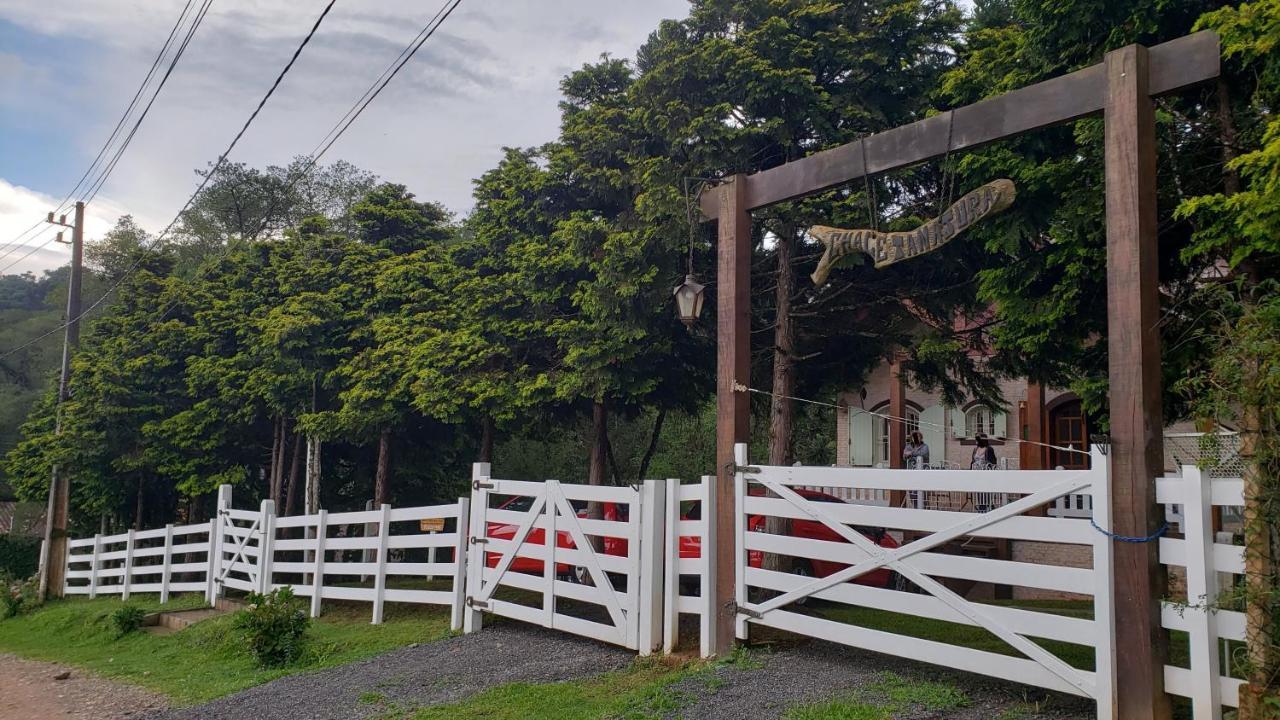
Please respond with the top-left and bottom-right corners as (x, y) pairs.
(1049, 400), (1089, 469)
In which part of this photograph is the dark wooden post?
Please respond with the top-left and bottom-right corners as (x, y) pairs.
(1024, 381), (1045, 471)
(1104, 43), (1171, 720)
(714, 175), (751, 656)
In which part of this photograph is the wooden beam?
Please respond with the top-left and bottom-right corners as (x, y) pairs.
(701, 31), (1219, 218)
(713, 175), (751, 657)
(1104, 44), (1171, 720)
(888, 359), (907, 506)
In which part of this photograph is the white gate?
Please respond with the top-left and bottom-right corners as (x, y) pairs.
(464, 464), (665, 653)
(733, 444), (1117, 718)
(211, 486), (271, 596)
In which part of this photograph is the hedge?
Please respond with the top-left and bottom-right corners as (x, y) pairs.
(0, 536), (40, 579)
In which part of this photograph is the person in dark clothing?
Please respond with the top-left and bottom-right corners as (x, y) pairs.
(970, 433), (997, 469)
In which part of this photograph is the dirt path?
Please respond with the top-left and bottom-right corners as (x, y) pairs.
(0, 653), (168, 720)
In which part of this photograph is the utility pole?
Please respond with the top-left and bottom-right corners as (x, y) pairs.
(38, 201), (85, 600)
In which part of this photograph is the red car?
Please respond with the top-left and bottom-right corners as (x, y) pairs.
(484, 488), (898, 590)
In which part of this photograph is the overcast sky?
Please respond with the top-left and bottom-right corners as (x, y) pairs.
(0, 1), (690, 276)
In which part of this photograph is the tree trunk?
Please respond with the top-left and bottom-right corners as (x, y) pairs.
(374, 427), (392, 507)
(479, 415), (495, 465)
(274, 419), (291, 509)
(1218, 78), (1240, 196)
(285, 429), (304, 516)
(1240, 363), (1276, 717)
(588, 402), (609, 487)
(269, 416), (282, 503)
(765, 229), (797, 573)
(636, 409), (667, 484)
(134, 476), (145, 530)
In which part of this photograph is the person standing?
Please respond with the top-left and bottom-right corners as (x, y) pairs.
(970, 433), (997, 469)
(903, 430), (930, 469)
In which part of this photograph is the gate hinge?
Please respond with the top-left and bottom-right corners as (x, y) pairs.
(472, 479), (494, 491)
(469, 537), (489, 546)
(726, 600), (762, 619)
(466, 597), (489, 610)
(734, 464), (761, 475)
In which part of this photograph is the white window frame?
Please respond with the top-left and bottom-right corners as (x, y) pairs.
(964, 404), (995, 438)
(872, 405), (919, 466)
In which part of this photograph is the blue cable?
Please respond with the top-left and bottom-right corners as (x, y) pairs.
(1089, 518), (1169, 543)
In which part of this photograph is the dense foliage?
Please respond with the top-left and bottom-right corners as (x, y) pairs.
(235, 587), (310, 667)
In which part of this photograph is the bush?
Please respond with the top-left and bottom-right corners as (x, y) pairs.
(112, 605), (147, 637)
(1, 573), (38, 619)
(0, 537), (40, 579)
(234, 587), (309, 667)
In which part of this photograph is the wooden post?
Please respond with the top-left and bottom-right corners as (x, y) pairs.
(310, 510), (327, 618)
(160, 524), (174, 604)
(1025, 381), (1046, 471)
(450, 497), (469, 632)
(258, 499), (275, 595)
(638, 479), (666, 656)
(207, 484), (231, 604)
(371, 503), (391, 625)
(714, 175), (751, 657)
(1104, 43), (1171, 720)
(888, 358), (907, 507)
(88, 533), (102, 600)
(121, 529), (136, 601)
(464, 462), (490, 634)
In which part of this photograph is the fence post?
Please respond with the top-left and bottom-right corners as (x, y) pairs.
(543, 481), (559, 629)
(88, 533), (102, 599)
(1182, 464), (1223, 719)
(663, 479), (679, 654)
(700, 475), (715, 658)
(207, 484), (231, 603)
(310, 510), (327, 618)
(371, 504), (391, 625)
(121, 529), (136, 601)
(258, 499), (276, 595)
(451, 497), (470, 632)
(464, 462), (490, 634)
(733, 444), (749, 641)
(160, 524), (175, 604)
(1091, 447), (1118, 720)
(638, 479), (667, 656)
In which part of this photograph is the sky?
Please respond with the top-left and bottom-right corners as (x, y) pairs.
(0, 0), (691, 276)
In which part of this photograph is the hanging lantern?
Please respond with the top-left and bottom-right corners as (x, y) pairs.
(672, 273), (705, 327)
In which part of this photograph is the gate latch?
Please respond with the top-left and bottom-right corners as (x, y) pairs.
(469, 537), (489, 546)
(466, 597), (489, 610)
(472, 479), (494, 491)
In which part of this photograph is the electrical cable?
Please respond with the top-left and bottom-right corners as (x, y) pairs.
(0, 0), (339, 362)
(0, 228), (62, 276)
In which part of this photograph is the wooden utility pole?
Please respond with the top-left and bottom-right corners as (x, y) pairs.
(38, 201), (85, 600)
(1103, 45), (1171, 720)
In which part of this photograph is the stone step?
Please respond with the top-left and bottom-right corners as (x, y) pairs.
(142, 600), (243, 634)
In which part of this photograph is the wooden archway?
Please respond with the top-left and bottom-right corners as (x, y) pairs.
(703, 32), (1220, 720)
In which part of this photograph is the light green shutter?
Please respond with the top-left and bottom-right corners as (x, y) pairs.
(948, 407), (965, 438)
(993, 410), (1008, 439)
(850, 409), (874, 466)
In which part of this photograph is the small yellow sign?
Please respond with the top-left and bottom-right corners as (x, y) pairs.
(419, 518), (446, 533)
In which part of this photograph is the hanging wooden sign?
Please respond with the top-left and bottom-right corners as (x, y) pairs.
(808, 178), (1016, 285)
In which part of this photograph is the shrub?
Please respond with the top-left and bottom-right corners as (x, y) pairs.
(112, 605), (147, 637)
(0, 537), (40, 579)
(1, 573), (38, 619)
(234, 587), (309, 667)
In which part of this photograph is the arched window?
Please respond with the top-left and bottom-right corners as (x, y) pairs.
(872, 403), (919, 466)
(964, 405), (995, 438)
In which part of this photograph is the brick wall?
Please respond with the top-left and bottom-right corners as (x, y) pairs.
(1010, 540), (1093, 601)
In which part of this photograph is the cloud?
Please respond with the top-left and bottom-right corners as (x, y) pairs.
(0, 179), (159, 276)
(0, 0), (691, 231)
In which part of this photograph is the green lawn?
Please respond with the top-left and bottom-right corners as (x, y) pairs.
(0, 594), (454, 705)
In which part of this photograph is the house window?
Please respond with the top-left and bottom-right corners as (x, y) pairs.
(872, 404), (919, 466)
(964, 405), (995, 438)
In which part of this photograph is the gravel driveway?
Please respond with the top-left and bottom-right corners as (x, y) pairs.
(144, 623), (633, 720)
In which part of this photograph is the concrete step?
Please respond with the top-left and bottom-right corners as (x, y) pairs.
(142, 600), (242, 634)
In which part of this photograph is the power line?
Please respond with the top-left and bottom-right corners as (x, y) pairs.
(0, 228), (62, 276)
(0, 0), (206, 254)
(0, 220), (45, 263)
(83, 0), (216, 205)
(0, 0), (340, 362)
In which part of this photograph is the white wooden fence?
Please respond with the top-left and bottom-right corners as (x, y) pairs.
(732, 444), (1118, 718)
(65, 485), (470, 630)
(463, 463), (666, 653)
(1157, 465), (1247, 719)
(663, 476), (714, 657)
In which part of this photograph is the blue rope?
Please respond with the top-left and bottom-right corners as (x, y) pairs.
(1089, 518), (1169, 543)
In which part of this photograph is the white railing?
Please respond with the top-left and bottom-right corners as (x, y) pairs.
(663, 476), (713, 657)
(733, 445), (1117, 718)
(65, 521), (215, 602)
(1157, 466), (1247, 718)
(64, 486), (471, 631)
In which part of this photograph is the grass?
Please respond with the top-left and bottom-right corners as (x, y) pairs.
(782, 671), (970, 720)
(383, 648), (762, 720)
(0, 594), (454, 705)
